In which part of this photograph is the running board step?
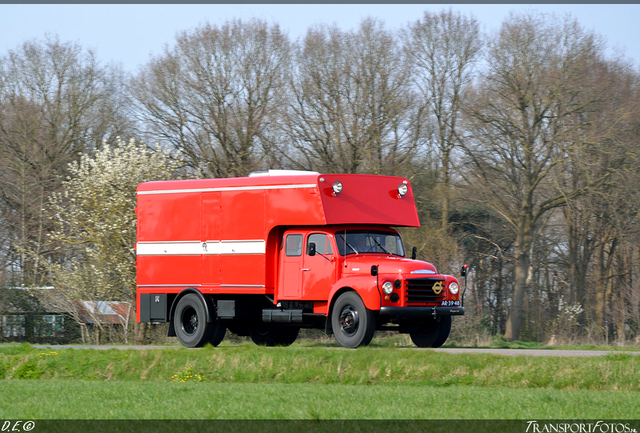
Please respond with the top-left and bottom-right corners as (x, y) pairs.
(262, 309), (326, 323)
(262, 309), (303, 323)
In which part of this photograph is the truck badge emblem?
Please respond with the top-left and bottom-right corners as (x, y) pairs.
(432, 281), (443, 295)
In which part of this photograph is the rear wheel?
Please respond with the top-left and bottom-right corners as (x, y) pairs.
(174, 294), (211, 348)
(331, 291), (376, 348)
(250, 324), (300, 346)
(208, 321), (227, 347)
(409, 316), (451, 348)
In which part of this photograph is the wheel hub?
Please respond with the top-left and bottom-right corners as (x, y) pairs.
(182, 307), (198, 335)
(339, 305), (359, 336)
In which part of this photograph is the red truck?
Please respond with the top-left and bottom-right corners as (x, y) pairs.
(136, 171), (464, 348)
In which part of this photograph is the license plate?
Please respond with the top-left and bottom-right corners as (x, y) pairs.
(441, 300), (460, 307)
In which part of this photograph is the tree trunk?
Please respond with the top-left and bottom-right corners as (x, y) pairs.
(505, 232), (529, 341)
(441, 149), (451, 231)
(505, 212), (535, 341)
(595, 238), (618, 333)
(495, 259), (504, 335)
(505, 256), (528, 341)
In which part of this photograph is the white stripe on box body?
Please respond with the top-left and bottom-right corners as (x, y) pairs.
(137, 183), (317, 195)
(218, 240), (265, 255)
(136, 241), (202, 256)
(136, 240), (265, 256)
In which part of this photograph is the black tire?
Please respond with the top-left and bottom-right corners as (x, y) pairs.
(431, 316), (452, 348)
(410, 316), (451, 348)
(331, 291), (376, 348)
(208, 321), (227, 347)
(250, 324), (300, 347)
(174, 293), (212, 348)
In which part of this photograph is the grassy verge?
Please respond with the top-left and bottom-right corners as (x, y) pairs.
(1, 343), (639, 391)
(1, 380), (639, 419)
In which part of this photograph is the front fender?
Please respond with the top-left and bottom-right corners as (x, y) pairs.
(328, 276), (381, 311)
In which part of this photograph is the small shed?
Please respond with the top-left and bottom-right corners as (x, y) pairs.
(0, 287), (78, 343)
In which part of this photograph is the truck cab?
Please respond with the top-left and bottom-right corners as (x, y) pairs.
(276, 226), (463, 347)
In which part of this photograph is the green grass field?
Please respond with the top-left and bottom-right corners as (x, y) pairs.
(1, 343), (639, 419)
(2, 381), (639, 419)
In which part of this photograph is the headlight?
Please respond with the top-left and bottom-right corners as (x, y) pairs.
(332, 181), (343, 195)
(449, 282), (459, 295)
(382, 282), (394, 294)
(398, 183), (408, 196)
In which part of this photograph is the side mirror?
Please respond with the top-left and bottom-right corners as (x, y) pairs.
(308, 242), (316, 256)
(411, 246), (417, 260)
(460, 264), (469, 307)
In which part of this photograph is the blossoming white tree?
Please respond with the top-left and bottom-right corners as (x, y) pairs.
(44, 138), (182, 343)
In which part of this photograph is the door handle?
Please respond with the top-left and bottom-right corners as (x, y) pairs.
(302, 268), (310, 271)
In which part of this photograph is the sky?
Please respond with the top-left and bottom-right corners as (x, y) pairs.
(1, 4), (639, 73)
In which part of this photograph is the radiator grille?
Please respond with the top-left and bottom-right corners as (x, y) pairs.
(405, 278), (446, 304)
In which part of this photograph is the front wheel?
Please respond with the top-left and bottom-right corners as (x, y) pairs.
(409, 316), (451, 348)
(331, 292), (376, 348)
(431, 316), (452, 348)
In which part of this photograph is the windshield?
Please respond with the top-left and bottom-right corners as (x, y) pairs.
(336, 230), (405, 257)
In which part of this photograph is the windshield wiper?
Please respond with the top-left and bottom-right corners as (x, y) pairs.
(369, 235), (390, 254)
(338, 234), (359, 254)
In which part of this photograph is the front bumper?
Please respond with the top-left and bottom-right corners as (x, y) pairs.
(379, 306), (465, 317)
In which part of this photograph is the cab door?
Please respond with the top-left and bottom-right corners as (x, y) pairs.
(301, 233), (337, 300)
(279, 232), (304, 299)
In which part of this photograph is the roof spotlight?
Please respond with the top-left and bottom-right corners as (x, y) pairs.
(332, 181), (343, 195)
(398, 183), (408, 197)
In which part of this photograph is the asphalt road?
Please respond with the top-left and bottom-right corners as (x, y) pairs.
(433, 347), (640, 357)
(23, 344), (640, 357)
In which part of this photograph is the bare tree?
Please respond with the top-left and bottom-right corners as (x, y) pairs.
(404, 10), (482, 230)
(282, 18), (421, 175)
(132, 19), (291, 178)
(462, 12), (614, 341)
(560, 57), (640, 339)
(0, 35), (131, 286)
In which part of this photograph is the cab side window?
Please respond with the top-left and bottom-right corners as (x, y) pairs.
(307, 233), (333, 255)
(285, 234), (303, 256)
